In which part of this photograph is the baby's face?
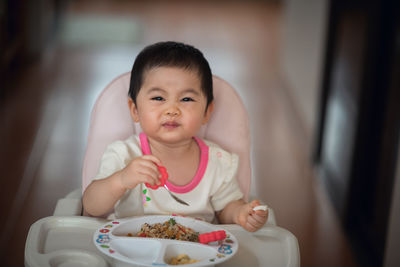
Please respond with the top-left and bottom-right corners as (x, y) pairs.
(129, 66), (213, 145)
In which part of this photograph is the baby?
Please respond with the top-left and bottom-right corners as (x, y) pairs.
(83, 41), (267, 232)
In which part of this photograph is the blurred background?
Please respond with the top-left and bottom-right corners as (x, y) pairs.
(0, 0), (399, 266)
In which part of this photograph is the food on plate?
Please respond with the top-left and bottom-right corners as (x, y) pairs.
(127, 218), (199, 242)
(169, 254), (199, 265)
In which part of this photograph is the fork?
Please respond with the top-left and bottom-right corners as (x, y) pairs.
(163, 183), (189, 206)
(145, 166), (189, 206)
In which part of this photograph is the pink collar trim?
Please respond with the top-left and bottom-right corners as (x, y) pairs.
(139, 133), (209, 193)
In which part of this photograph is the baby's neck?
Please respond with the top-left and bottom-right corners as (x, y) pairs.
(149, 138), (195, 158)
(148, 137), (200, 186)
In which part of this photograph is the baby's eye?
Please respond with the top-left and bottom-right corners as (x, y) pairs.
(181, 97), (195, 102)
(151, 96), (164, 101)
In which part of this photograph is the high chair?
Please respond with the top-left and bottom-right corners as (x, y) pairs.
(25, 73), (299, 267)
(54, 72), (274, 218)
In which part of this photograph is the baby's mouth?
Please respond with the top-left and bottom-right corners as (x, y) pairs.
(162, 121), (180, 129)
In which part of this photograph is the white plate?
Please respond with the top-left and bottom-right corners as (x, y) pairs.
(93, 215), (238, 266)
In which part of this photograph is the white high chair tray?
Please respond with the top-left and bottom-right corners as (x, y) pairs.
(93, 215), (239, 267)
(25, 216), (300, 267)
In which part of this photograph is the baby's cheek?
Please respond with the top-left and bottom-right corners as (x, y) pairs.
(185, 118), (204, 133)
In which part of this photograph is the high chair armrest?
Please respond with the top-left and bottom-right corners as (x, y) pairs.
(65, 188), (82, 199)
(266, 207), (277, 226)
(53, 188), (82, 216)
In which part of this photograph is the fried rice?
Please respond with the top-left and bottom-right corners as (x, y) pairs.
(128, 218), (199, 242)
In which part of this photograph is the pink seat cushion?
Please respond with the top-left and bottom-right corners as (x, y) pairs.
(82, 73), (251, 201)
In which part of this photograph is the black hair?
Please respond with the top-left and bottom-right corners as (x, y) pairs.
(128, 41), (213, 108)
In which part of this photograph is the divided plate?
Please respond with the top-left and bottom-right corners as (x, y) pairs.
(93, 216), (238, 266)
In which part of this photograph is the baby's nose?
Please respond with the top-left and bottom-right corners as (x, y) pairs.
(165, 105), (180, 116)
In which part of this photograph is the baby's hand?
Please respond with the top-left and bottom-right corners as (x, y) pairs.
(237, 200), (268, 232)
(119, 155), (162, 190)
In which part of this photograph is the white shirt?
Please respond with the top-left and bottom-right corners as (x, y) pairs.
(94, 133), (243, 222)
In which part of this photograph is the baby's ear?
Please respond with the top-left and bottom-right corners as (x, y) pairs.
(202, 101), (214, 125)
(128, 98), (140, 122)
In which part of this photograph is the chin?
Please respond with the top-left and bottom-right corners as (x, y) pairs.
(160, 132), (194, 144)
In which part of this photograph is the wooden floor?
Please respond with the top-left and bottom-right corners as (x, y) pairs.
(0, 1), (359, 266)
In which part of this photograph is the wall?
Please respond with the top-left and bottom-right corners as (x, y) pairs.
(280, 0), (329, 144)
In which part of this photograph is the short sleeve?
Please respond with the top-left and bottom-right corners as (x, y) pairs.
(210, 153), (244, 211)
(93, 142), (125, 181)
(93, 136), (142, 181)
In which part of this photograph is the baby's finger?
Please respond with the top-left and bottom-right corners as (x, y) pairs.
(250, 200), (262, 209)
(141, 155), (162, 166)
(242, 202), (256, 215)
(137, 166), (161, 184)
(251, 211), (268, 225)
(253, 209), (268, 217)
(137, 160), (160, 175)
(245, 219), (259, 232)
(247, 215), (265, 229)
(140, 173), (160, 186)
(137, 161), (160, 176)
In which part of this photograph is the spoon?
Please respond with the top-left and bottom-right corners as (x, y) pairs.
(253, 205), (268, 211)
